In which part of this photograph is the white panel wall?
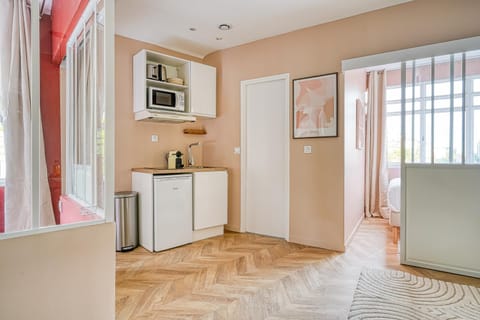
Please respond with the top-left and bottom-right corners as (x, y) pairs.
(403, 165), (480, 278)
(0, 223), (116, 320)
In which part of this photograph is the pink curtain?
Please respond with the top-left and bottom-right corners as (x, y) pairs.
(364, 71), (389, 218)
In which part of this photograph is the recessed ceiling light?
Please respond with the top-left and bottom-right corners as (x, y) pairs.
(216, 37), (223, 41)
(218, 24), (232, 31)
(189, 27), (197, 31)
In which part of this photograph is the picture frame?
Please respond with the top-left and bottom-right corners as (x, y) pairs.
(293, 73), (338, 138)
(356, 98), (365, 150)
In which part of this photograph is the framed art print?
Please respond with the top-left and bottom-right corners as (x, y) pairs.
(356, 98), (365, 149)
(293, 73), (338, 138)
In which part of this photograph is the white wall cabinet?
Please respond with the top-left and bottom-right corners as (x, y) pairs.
(133, 49), (216, 122)
(133, 50), (190, 114)
(190, 62), (217, 118)
(193, 171), (228, 230)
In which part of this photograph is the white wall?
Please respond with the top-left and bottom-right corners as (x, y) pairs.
(344, 70), (366, 245)
(0, 223), (116, 320)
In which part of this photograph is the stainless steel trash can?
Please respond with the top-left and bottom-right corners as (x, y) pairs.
(114, 191), (138, 252)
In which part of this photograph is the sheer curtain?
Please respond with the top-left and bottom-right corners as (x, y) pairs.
(71, 24), (94, 205)
(364, 71), (389, 218)
(0, 0), (55, 231)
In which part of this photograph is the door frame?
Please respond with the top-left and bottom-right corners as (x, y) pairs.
(240, 73), (290, 240)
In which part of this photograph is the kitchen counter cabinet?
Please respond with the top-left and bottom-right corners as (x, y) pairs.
(193, 171), (227, 231)
(132, 169), (228, 247)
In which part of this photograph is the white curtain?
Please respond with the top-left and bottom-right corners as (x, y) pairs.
(0, 0), (55, 231)
(364, 71), (389, 218)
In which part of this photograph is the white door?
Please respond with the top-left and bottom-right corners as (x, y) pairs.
(241, 74), (289, 239)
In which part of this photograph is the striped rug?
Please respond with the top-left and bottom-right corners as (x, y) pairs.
(348, 269), (480, 319)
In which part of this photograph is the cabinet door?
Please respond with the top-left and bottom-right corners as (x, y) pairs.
(154, 175), (193, 251)
(193, 171), (227, 230)
(133, 50), (147, 113)
(190, 62), (216, 118)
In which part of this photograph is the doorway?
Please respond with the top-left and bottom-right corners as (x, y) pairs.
(240, 74), (290, 239)
(343, 44), (480, 277)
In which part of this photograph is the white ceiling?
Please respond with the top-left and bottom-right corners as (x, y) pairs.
(115, 0), (411, 58)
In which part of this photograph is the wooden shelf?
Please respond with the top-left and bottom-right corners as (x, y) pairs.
(146, 79), (188, 90)
(183, 128), (207, 135)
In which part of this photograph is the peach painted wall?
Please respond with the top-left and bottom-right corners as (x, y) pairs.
(203, 0), (480, 251)
(115, 35), (218, 192)
(0, 223), (115, 320)
(344, 69), (366, 245)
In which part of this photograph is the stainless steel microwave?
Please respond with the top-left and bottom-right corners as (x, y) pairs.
(148, 87), (185, 112)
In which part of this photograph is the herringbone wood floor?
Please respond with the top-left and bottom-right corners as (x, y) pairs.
(116, 219), (480, 319)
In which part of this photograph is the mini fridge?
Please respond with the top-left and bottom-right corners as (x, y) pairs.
(153, 174), (193, 251)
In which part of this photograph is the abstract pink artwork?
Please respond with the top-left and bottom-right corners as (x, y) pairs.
(293, 73), (337, 138)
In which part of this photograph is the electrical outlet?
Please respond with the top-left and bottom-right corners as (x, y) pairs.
(234, 147), (241, 154)
(151, 135), (158, 142)
(304, 145), (312, 154)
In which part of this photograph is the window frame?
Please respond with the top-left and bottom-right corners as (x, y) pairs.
(66, 4), (103, 215)
(0, 0), (114, 240)
(386, 74), (480, 167)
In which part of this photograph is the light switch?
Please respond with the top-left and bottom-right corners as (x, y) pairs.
(151, 134), (158, 142)
(304, 145), (312, 154)
(234, 147), (241, 154)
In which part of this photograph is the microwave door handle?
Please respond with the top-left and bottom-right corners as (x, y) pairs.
(151, 89), (156, 105)
(172, 93), (176, 108)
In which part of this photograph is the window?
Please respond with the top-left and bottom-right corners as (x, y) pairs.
(0, 118), (5, 186)
(385, 50), (480, 166)
(0, 0), (113, 238)
(66, 2), (105, 213)
(0, 47), (4, 185)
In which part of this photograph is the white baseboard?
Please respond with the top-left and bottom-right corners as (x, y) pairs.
(193, 225), (224, 241)
(344, 215), (364, 247)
